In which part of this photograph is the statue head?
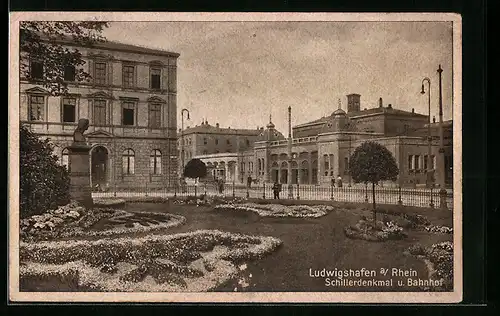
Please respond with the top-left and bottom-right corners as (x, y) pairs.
(73, 118), (90, 143)
(76, 118), (90, 133)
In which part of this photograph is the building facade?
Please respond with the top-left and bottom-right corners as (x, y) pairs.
(185, 94), (453, 188)
(20, 39), (179, 190)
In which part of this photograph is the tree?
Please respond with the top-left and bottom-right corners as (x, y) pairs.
(20, 21), (109, 96)
(349, 141), (399, 221)
(183, 158), (207, 180)
(20, 125), (70, 217)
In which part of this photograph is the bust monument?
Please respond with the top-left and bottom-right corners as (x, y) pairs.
(73, 118), (89, 144)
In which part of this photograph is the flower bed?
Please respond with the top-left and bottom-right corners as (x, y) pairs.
(19, 230), (282, 292)
(344, 219), (407, 242)
(424, 225), (453, 234)
(214, 203), (333, 218)
(60, 211), (186, 239)
(407, 241), (453, 291)
(172, 196), (247, 207)
(20, 202), (186, 241)
(93, 198), (126, 208)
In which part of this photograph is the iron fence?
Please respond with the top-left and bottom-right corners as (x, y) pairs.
(93, 182), (453, 209)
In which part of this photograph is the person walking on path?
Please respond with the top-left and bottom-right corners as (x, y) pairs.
(272, 181), (281, 199)
(336, 175), (343, 188)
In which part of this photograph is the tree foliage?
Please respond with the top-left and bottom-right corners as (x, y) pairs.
(20, 125), (70, 217)
(20, 21), (109, 96)
(349, 141), (399, 220)
(183, 159), (207, 179)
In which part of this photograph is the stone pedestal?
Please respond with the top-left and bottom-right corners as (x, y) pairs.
(68, 143), (93, 209)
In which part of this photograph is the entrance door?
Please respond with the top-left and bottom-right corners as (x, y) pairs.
(280, 169), (288, 184)
(272, 169), (279, 183)
(91, 146), (108, 187)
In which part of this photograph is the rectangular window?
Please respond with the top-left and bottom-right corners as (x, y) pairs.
(414, 155), (420, 170)
(94, 62), (107, 85)
(423, 155), (429, 170)
(150, 68), (161, 89)
(408, 155), (414, 170)
(122, 65), (135, 87)
(431, 155), (436, 169)
(62, 98), (76, 123)
(29, 95), (44, 121)
(215, 138), (219, 145)
(30, 61), (43, 80)
(150, 150), (162, 175)
(203, 138), (207, 145)
(122, 102), (135, 126)
(94, 100), (107, 125)
(344, 157), (349, 173)
(64, 65), (76, 81)
(149, 103), (161, 128)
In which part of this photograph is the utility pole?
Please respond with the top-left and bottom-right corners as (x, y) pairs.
(180, 108), (190, 180)
(421, 77), (433, 188)
(437, 65), (448, 209)
(287, 106), (293, 199)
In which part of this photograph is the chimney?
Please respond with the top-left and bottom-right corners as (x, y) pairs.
(347, 94), (361, 113)
(387, 104), (392, 109)
(216, 123), (219, 128)
(379, 97), (383, 107)
(433, 116), (436, 123)
(411, 108), (415, 113)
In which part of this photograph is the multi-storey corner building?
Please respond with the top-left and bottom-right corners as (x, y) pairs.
(183, 94), (453, 188)
(20, 39), (179, 190)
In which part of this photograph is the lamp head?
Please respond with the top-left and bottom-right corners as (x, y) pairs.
(420, 84), (425, 95)
(187, 112), (190, 120)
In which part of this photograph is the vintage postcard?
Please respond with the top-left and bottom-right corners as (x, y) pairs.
(8, 12), (462, 303)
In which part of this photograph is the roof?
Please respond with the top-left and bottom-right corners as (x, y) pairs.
(44, 35), (180, 58)
(294, 106), (427, 128)
(182, 123), (261, 136)
(94, 40), (180, 58)
(332, 108), (347, 116)
(256, 128), (286, 142)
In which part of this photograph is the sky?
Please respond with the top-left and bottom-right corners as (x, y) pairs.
(103, 21), (454, 133)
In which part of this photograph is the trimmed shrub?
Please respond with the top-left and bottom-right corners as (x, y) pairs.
(20, 125), (70, 217)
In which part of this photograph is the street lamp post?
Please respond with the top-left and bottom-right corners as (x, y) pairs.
(437, 65), (448, 210)
(180, 108), (190, 181)
(421, 77), (433, 189)
(348, 134), (352, 187)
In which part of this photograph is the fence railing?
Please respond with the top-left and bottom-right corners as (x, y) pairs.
(93, 183), (453, 209)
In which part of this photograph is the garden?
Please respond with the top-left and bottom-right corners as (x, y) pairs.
(19, 128), (454, 292)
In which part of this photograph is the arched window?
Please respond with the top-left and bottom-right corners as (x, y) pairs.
(150, 149), (162, 175)
(122, 149), (135, 175)
(61, 148), (69, 169)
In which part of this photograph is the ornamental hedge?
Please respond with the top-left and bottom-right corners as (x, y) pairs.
(20, 125), (70, 218)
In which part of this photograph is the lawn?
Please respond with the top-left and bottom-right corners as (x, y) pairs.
(19, 199), (453, 292)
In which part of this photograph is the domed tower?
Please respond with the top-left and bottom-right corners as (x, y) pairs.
(257, 114), (285, 142)
(321, 99), (349, 133)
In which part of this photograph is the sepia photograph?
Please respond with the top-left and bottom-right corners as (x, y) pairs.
(8, 12), (462, 303)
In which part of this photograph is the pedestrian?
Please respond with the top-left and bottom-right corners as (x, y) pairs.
(218, 179), (224, 194)
(330, 177), (335, 188)
(247, 175), (252, 188)
(337, 174), (343, 188)
(272, 181), (280, 199)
